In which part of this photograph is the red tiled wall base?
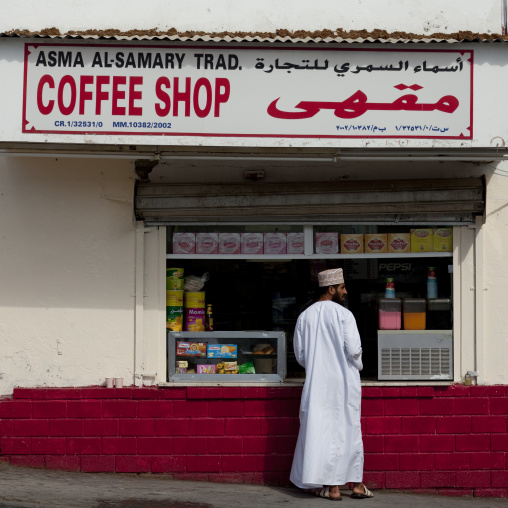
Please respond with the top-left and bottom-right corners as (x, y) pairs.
(1, 385), (508, 497)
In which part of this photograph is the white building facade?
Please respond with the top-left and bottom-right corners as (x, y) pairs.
(0, 1), (507, 494)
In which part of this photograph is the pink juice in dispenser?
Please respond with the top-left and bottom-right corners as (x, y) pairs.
(378, 298), (402, 330)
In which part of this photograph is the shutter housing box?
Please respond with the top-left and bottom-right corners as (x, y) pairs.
(135, 178), (484, 224)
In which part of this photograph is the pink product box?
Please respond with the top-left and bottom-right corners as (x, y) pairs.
(197, 364), (216, 374)
(219, 233), (241, 254)
(264, 233), (287, 254)
(315, 232), (339, 254)
(173, 233), (196, 254)
(287, 233), (304, 254)
(196, 232), (219, 254)
(241, 233), (264, 254)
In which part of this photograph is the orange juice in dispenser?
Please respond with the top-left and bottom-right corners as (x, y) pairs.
(403, 298), (426, 330)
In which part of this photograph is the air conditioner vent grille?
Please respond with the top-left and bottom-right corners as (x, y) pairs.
(378, 332), (453, 380)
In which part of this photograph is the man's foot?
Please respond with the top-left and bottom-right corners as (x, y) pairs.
(351, 483), (374, 499)
(305, 486), (342, 501)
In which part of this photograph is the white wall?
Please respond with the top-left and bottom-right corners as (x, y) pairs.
(0, 156), (137, 394)
(481, 167), (508, 384)
(0, 0), (502, 35)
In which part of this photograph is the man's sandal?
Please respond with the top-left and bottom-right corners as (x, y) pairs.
(306, 487), (342, 501)
(350, 484), (374, 499)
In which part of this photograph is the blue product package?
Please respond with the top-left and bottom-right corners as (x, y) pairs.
(207, 344), (237, 358)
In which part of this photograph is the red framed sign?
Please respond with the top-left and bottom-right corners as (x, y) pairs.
(23, 44), (473, 139)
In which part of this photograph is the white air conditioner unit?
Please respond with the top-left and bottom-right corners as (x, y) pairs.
(378, 331), (453, 381)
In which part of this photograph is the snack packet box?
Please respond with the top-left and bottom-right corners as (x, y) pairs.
(223, 361), (238, 371)
(207, 344), (238, 359)
(219, 233), (241, 254)
(287, 232), (304, 254)
(197, 364), (216, 374)
(315, 232), (339, 254)
(388, 233), (411, 253)
(173, 233), (196, 254)
(264, 233), (287, 254)
(365, 234), (388, 253)
(341, 234), (364, 254)
(433, 228), (453, 252)
(175, 367), (187, 374)
(176, 361), (188, 368)
(410, 229), (433, 253)
(196, 232), (219, 254)
(176, 342), (207, 357)
(241, 233), (264, 254)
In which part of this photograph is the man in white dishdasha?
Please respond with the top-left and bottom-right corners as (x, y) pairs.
(290, 268), (373, 501)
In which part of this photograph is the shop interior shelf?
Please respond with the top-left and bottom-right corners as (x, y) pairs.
(166, 252), (453, 260)
(167, 331), (286, 383)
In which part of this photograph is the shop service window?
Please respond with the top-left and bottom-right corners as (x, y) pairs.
(166, 224), (453, 382)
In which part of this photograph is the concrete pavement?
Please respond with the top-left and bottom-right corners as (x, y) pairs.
(0, 463), (506, 508)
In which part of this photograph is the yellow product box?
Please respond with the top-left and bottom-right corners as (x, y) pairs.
(388, 233), (411, 253)
(410, 229), (433, 253)
(223, 361), (238, 371)
(365, 234), (387, 253)
(433, 228), (453, 252)
(340, 234), (364, 254)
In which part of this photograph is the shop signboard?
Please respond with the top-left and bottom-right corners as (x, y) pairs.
(23, 44), (472, 140)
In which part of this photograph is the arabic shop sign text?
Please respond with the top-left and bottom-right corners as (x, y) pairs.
(23, 44), (473, 139)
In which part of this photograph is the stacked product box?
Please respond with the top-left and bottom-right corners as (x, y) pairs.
(175, 342), (241, 375)
(207, 344), (237, 358)
(264, 233), (287, 254)
(173, 233), (196, 254)
(410, 229), (433, 253)
(197, 365), (216, 374)
(340, 234), (364, 254)
(433, 228), (453, 252)
(388, 233), (411, 253)
(365, 234), (387, 253)
(176, 342), (207, 357)
(287, 232), (304, 254)
(196, 233), (219, 254)
(170, 229), (451, 256)
(175, 360), (188, 374)
(241, 232), (264, 254)
(315, 232), (339, 254)
(218, 233), (241, 254)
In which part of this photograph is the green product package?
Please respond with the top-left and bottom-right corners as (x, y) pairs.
(239, 361), (256, 374)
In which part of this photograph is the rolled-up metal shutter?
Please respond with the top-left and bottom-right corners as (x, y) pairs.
(135, 177), (484, 225)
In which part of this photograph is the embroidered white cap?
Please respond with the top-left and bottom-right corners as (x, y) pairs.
(318, 268), (345, 287)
